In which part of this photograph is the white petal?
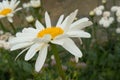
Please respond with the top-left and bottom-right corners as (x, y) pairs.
(75, 56), (79, 63)
(70, 21), (93, 30)
(35, 44), (49, 72)
(13, 7), (22, 13)
(51, 38), (66, 45)
(9, 37), (34, 44)
(56, 15), (64, 26)
(10, 42), (33, 51)
(35, 34), (51, 43)
(35, 20), (44, 30)
(14, 1), (20, 9)
(7, 13), (14, 17)
(66, 30), (91, 38)
(15, 47), (29, 61)
(70, 17), (89, 27)
(61, 10), (78, 31)
(45, 11), (51, 27)
(7, 17), (13, 23)
(25, 43), (40, 61)
(53, 38), (82, 57)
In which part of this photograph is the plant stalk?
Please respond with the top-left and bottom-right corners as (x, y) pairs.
(51, 44), (66, 80)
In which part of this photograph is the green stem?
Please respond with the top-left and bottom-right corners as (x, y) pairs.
(51, 44), (66, 80)
(0, 20), (7, 32)
(9, 22), (16, 34)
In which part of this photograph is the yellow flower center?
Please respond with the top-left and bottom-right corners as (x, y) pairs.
(37, 27), (64, 39)
(0, 8), (12, 15)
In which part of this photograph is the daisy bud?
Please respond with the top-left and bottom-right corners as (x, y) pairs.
(102, 0), (107, 4)
(30, 0), (41, 8)
(26, 15), (35, 23)
(89, 11), (95, 16)
(116, 27), (120, 33)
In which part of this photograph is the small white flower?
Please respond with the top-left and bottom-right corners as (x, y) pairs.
(22, 2), (31, 8)
(9, 10), (92, 72)
(98, 5), (104, 10)
(116, 27), (120, 33)
(109, 17), (114, 24)
(103, 11), (110, 17)
(94, 7), (103, 16)
(95, 9), (102, 16)
(99, 17), (114, 28)
(0, 0), (22, 23)
(117, 16), (120, 22)
(30, 0), (41, 8)
(111, 6), (118, 12)
(116, 9), (120, 17)
(26, 15), (34, 23)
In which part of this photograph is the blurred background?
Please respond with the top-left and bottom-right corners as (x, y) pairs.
(0, 0), (120, 80)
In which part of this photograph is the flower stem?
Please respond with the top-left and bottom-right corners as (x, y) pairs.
(51, 44), (66, 80)
(0, 20), (7, 32)
(9, 22), (16, 34)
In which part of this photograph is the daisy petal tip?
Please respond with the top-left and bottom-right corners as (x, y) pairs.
(10, 47), (15, 51)
(36, 20), (39, 23)
(89, 21), (93, 25)
(10, 48), (14, 51)
(45, 11), (48, 15)
(80, 54), (83, 58)
(75, 9), (78, 13)
(35, 67), (40, 72)
(24, 56), (29, 61)
(86, 33), (91, 38)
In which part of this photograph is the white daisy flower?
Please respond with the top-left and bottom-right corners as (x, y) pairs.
(0, 0), (22, 23)
(9, 10), (92, 72)
(99, 17), (114, 28)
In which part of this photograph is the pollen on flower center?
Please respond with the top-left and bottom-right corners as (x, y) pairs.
(37, 27), (64, 39)
(0, 8), (12, 15)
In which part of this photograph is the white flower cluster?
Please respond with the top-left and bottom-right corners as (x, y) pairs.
(0, 31), (13, 50)
(23, 0), (41, 8)
(111, 6), (120, 33)
(93, 5), (104, 16)
(111, 6), (120, 22)
(99, 11), (114, 28)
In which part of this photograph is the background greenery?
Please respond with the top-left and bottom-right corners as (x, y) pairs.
(0, 0), (120, 80)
